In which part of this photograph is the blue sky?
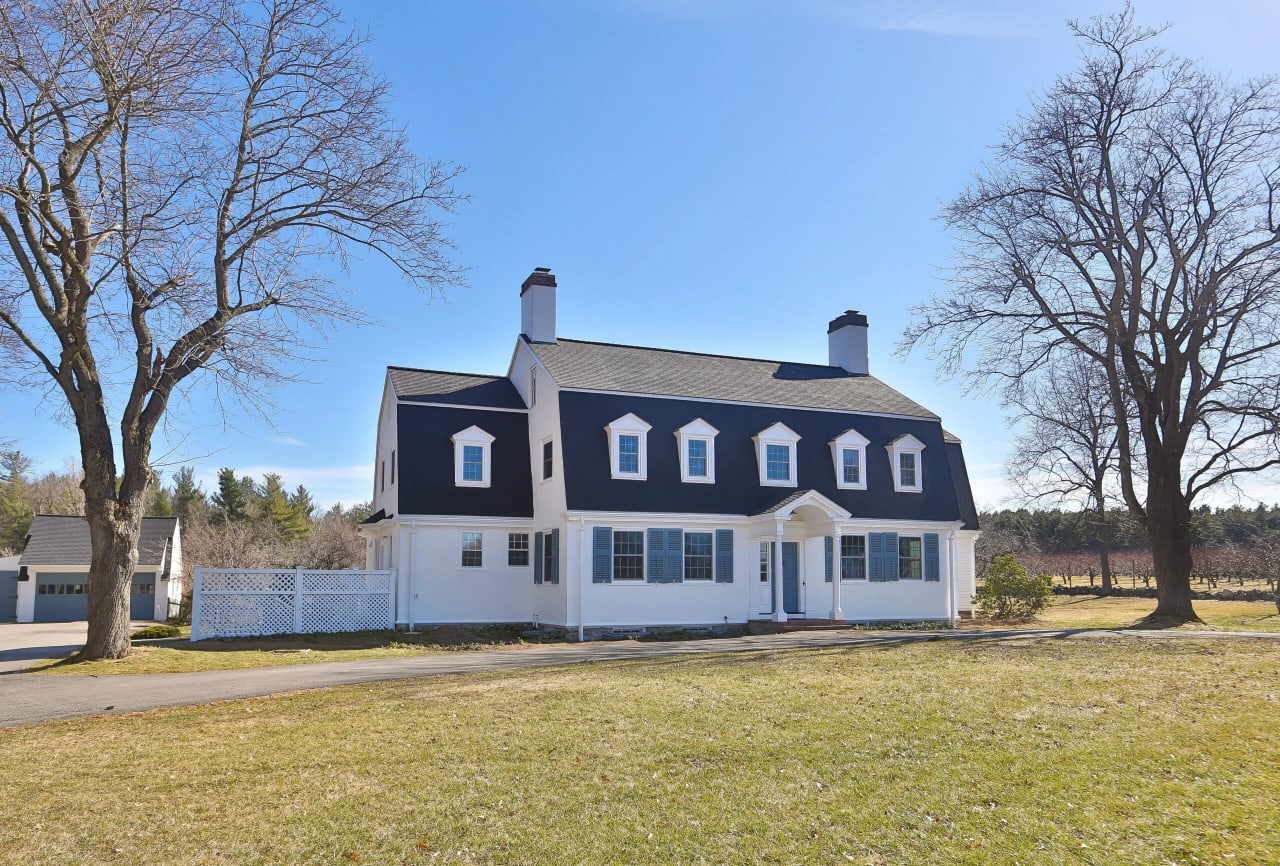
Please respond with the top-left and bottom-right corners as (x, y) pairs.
(4, 0), (1280, 509)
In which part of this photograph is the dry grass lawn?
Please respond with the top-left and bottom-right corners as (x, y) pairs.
(1, 638), (1277, 865)
(970, 595), (1280, 633)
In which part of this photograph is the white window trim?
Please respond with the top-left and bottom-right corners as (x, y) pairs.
(887, 433), (926, 493)
(540, 436), (554, 484)
(605, 413), (652, 480)
(683, 529), (715, 581)
(452, 426), (495, 488)
(753, 422), (800, 488)
(830, 428), (869, 491)
(676, 418), (719, 484)
(839, 533), (868, 582)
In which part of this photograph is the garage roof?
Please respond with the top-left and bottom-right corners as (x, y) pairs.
(19, 515), (179, 570)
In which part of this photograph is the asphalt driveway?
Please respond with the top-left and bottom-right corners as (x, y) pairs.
(0, 621), (151, 674)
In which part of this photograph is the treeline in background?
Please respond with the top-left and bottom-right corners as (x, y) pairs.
(0, 451), (369, 569)
(979, 505), (1280, 592)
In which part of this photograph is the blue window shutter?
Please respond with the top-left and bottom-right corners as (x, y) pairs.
(549, 528), (560, 584)
(715, 529), (734, 583)
(884, 531), (900, 582)
(824, 536), (833, 582)
(924, 533), (940, 582)
(666, 528), (684, 583)
(867, 532), (884, 582)
(647, 528), (664, 582)
(533, 532), (544, 584)
(592, 526), (612, 583)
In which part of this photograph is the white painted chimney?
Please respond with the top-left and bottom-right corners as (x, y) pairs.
(520, 267), (557, 344)
(828, 310), (869, 375)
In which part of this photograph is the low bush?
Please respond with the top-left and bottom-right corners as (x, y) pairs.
(975, 554), (1053, 621)
(130, 624), (183, 640)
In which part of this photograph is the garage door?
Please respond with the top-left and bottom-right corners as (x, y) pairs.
(34, 572), (89, 622)
(131, 572), (156, 621)
(34, 572), (158, 622)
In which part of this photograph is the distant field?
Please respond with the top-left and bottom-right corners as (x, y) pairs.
(965, 594), (1280, 633)
(2, 638), (1277, 865)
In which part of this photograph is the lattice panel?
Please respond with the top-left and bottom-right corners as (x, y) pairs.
(300, 594), (392, 633)
(201, 570), (296, 593)
(301, 571), (392, 594)
(194, 594), (294, 637)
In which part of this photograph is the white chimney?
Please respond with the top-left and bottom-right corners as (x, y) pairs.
(520, 267), (557, 344)
(828, 310), (869, 375)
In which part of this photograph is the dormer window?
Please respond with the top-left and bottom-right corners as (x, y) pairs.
(754, 422), (800, 488)
(676, 418), (719, 484)
(830, 428), (869, 490)
(605, 413), (651, 480)
(887, 433), (925, 493)
(452, 425), (495, 488)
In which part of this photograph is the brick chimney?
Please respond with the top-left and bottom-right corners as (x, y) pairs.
(520, 267), (557, 344)
(828, 310), (868, 375)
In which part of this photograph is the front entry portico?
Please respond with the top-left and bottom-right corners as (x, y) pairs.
(756, 489), (852, 623)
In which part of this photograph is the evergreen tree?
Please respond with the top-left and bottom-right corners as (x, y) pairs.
(146, 472), (173, 517)
(260, 473), (309, 541)
(211, 468), (250, 522)
(171, 467), (207, 519)
(0, 450), (34, 550)
(289, 485), (316, 522)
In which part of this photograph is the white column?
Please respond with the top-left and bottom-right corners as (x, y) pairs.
(772, 519), (787, 623)
(830, 525), (844, 622)
(947, 529), (958, 625)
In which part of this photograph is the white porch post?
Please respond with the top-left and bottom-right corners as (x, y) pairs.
(830, 525), (844, 622)
(772, 519), (787, 623)
(947, 529), (958, 626)
(577, 519), (587, 642)
(406, 526), (418, 632)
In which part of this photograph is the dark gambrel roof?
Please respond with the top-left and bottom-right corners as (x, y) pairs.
(528, 338), (939, 419)
(19, 515), (178, 568)
(388, 367), (526, 410)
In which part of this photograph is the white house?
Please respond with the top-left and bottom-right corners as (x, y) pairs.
(361, 268), (980, 636)
(13, 515), (183, 622)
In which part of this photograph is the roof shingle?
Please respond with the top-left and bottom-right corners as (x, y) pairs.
(19, 515), (178, 568)
(527, 338), (939, 419)
(388, 367), (526, 409)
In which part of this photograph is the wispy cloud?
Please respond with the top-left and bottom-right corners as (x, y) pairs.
(822, 0), (1046, 40)
(269, 435), (308, 447)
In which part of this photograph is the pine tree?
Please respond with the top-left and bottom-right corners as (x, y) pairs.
(211, 468), (250, 522)
(0, 450), (34, 550)
(171, 467), (207, 519)
(260, 473), (309, 541)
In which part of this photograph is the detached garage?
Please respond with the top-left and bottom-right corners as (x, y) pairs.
(15, 515), (183, 623)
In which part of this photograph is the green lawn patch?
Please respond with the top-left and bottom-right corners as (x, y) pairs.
(1, 638), (1276, 864)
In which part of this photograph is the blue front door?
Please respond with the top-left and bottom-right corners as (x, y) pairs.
(782, 542), (801, 615)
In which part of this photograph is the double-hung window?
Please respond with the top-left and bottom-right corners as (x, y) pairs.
(755, 422), (800, 487)
(840, 535), (866, 580)
(618, 435), (640, 474)
(759, 542), (771, 583)
(899, 536), (923, 580)
(831, 429), (869, 490)
(542, 439), (554, 480)
(676, 418), (718, 483)
(452, 426), (495, 488)
(684, 531), (713, 581)
(605, 414), (651, 480)
(461, 532), (483, 567)
(887, 434), (925, 493)
(508, 532), (529, 567)
(613, 530), (644, 580)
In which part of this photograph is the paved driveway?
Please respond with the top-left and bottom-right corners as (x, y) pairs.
(0, 621), (150, 674)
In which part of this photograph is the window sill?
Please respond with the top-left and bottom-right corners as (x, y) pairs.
(759, 478), (798, 488)
(893, 486), (923, 494)
(680, 476), (716, 484)
(610, 472), (648, 481)
(835, 482), (868, 491)
(455, 480), (491, 488)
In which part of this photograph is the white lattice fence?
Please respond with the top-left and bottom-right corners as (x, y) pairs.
(192, 567), (395, 640)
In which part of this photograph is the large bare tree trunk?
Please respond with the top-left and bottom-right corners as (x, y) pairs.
(1097, 522), (1113, 595)
(83, 503), (143, 659)
(1144, 466), (1200, 625)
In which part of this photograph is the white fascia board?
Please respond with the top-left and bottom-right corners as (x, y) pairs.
(395, 400), (528, 414)
(831, 519), (966, 533)
(557, 386), (941, 423)
(567, 510), (748, 525)
(396, 515), (538, 528)
(507, 338), (560, 387)
(23, 563), (165, 571)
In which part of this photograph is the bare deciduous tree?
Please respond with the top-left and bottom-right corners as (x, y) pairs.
(903, 7), (1280, 625)
(1006, 355), (1121, 592)
(0, 0), (462, 657)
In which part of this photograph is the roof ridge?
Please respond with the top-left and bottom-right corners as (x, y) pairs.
(550, 337), (855, 374)
(387, 366), (508, 380)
